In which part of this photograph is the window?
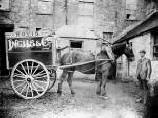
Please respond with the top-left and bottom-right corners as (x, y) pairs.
(146, 1), (158, 15)
(70, 41), (83, 48)
(37, 0), (53, 15)
(78, 16), (93, 28)
(36, 28), (42, 31)
(152, 30), (158, 59)
(103, 32), (113, 41)
(125, 0), (137, 20)
(0, 0), (10, 11)
(78, 2), (94, 16)
(78, 1), (94, 29)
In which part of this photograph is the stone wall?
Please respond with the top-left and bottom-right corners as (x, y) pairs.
(56, 37), (98, 55)
(128, 33), (151, 80)
(120, 32), (158, 81)
(2, 0), (146, 38)
(5, 0), (120, 38)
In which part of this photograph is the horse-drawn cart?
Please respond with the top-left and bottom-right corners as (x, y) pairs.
(5, 31), (57, 99)
(5, 30), (120, 99)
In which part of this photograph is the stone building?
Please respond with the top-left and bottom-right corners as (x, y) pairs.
(0, 0), (146, 41)
(0, 0), (153, 76)
(113, 0), (158, 80)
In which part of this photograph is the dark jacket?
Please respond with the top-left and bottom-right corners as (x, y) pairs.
(136, 57), (152, 80)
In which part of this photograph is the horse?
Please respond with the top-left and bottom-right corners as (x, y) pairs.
(57, 41), (134, 98)
(95, 42), (134, 98)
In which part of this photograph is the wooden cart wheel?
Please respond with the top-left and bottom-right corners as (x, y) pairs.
(10, 59), (50, 99)
(47, 69), (56, 91)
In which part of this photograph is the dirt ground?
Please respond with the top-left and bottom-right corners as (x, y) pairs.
(0, 74), (145, 118)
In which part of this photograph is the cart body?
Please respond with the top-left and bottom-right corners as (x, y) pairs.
(5, 30), (57, 99)
(6, 31), (57, 69)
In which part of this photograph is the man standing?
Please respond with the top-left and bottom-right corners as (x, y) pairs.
(136, 50), (152, 104)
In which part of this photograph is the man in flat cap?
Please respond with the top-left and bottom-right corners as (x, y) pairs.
(136, 49), (152, 104)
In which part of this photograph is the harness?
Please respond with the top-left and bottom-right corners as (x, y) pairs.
(62, 59), (112, 73)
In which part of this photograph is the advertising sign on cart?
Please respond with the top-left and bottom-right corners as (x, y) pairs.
(5, 30), (56, 69)
(4, 30), (57, 99)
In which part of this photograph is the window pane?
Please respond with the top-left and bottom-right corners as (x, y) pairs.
(70, 41), (82, 48)
(37, 0), (53, 14)
(153, 31), (158, 59)
(126, 0), (137, 5)
(154, 34), (158, 44)
(0, 0), (10, 11)
(126, 0), (137, 10)
(78, 16), (93, 28)
(154, 46), (158, 53)
(79, 3), (94, 15)
(103, 32), (113, 41)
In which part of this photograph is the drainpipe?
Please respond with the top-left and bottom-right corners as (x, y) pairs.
(65, 0), (68, 25)
(127, 59), (129, 76)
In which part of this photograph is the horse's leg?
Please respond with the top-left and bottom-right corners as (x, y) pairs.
(57, 70), (68, 95)
(101, 73), (108, 97)
(67, 72), (75, 95)
(96, 73), (102, 95)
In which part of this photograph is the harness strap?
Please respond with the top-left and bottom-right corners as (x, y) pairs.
(67, 60), (111, 73)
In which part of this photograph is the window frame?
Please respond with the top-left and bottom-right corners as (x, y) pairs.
(125, 0), (137, 20)
(0, 0), (11, 11)
(152, 30), (158, 60)
(36, 0), (53, 15)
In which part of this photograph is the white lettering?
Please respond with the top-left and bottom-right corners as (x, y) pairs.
(36, 41), (42, 47)
(8, 40), (15, 51)
(41, 38), (48, 47)
(8, 39), (43, 51)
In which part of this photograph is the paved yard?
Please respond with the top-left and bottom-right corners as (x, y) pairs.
(0, 74), (144, 118)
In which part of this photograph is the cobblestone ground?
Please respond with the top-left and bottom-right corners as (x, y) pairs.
(0, 75), (144, 118)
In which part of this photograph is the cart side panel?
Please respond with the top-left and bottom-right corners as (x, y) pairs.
(7, 36), (54, 68)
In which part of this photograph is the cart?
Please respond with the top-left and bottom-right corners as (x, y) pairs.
(5, 30), (110, 99)
(5, 30), (57, 99)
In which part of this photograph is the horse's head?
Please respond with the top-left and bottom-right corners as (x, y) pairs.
(101, 41), (111, 52)
(124, 42), (134, 61)
(112, 41), (134, 61)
